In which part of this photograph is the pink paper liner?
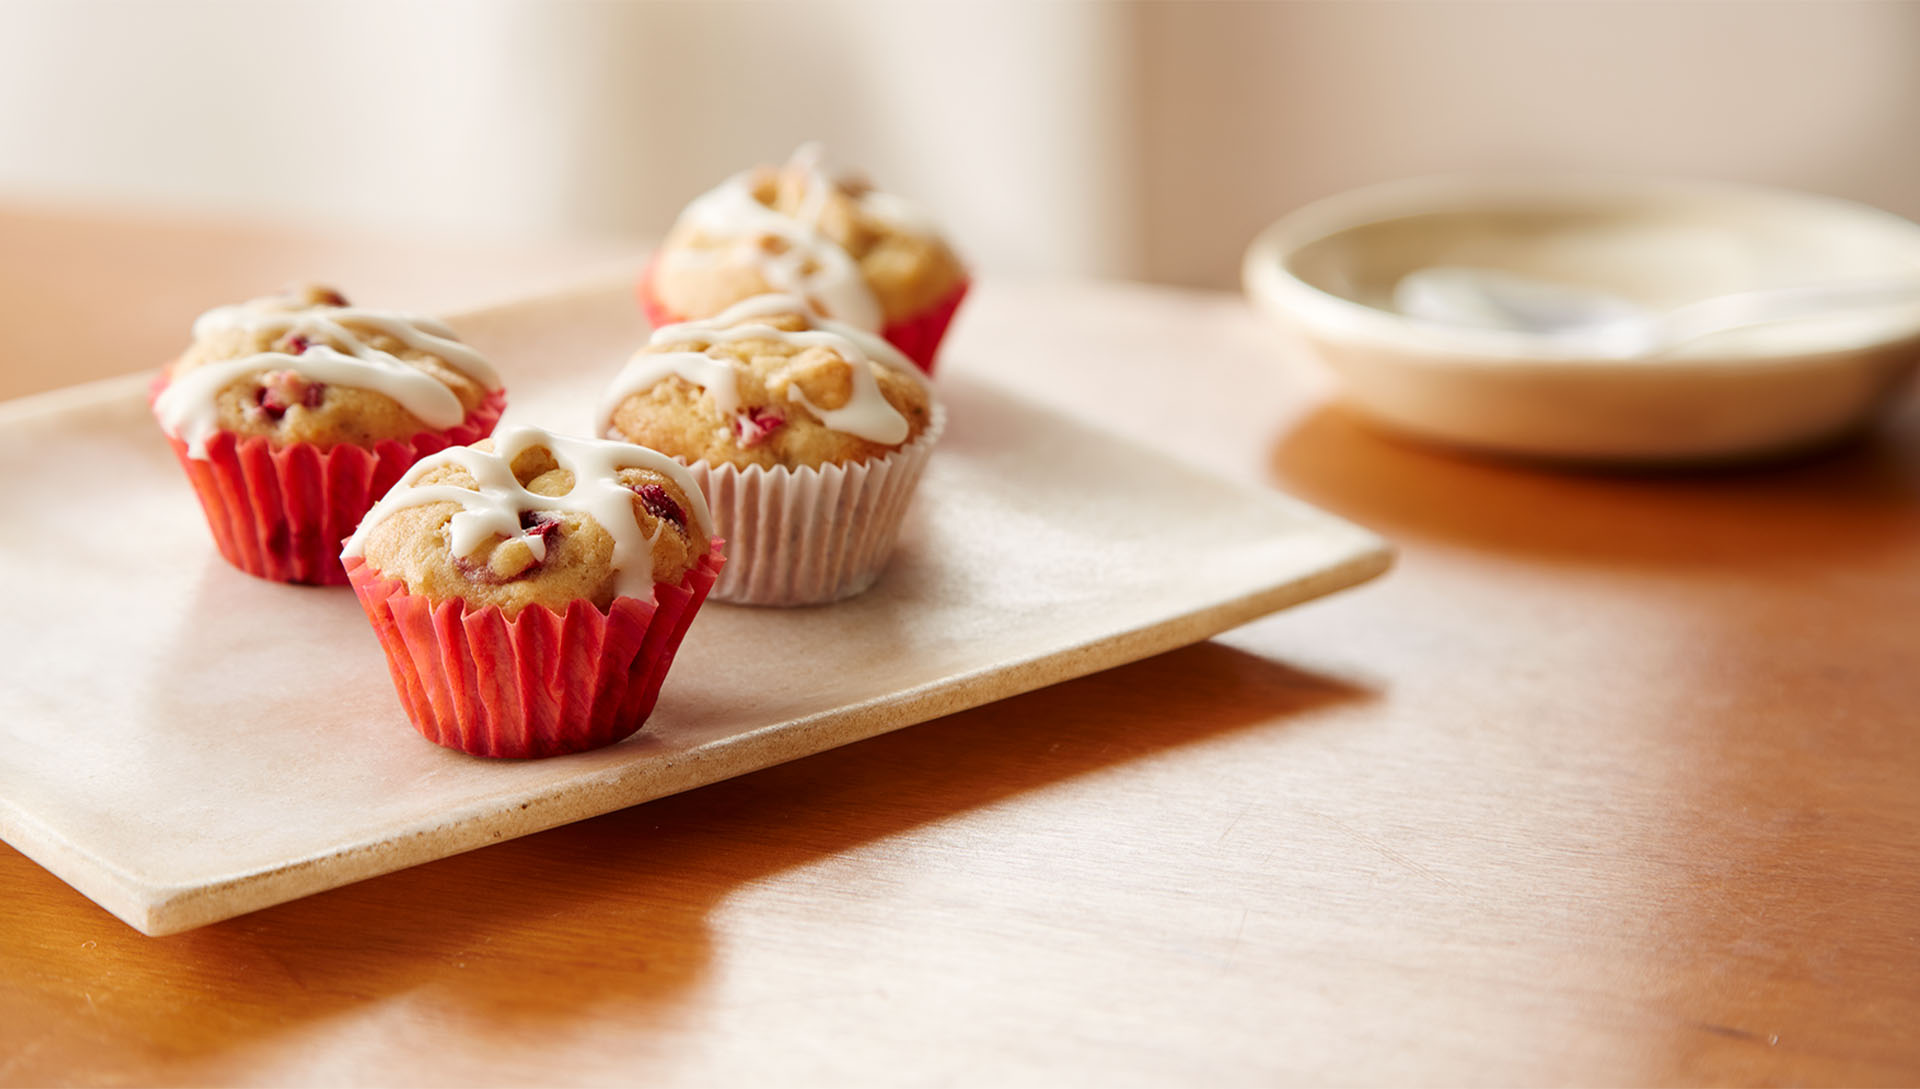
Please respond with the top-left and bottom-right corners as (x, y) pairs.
(152, 377), (506, 587)
(344, 542), (725, 758)
(689, 404), (945, 606)
(636, 258), (969, 376)
(635, 256), (683, 335)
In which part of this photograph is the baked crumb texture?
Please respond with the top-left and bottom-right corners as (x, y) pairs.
(603, 298), (934, 472)
(645, 145), (967, 372)
(349, 429), (715, 619)
(160, 284), (500, 454)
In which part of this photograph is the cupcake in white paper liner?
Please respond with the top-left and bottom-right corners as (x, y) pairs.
(688, 406), (944, 604)
(599, 293), (943, 605)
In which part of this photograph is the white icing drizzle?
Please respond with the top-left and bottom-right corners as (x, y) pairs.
(597, 293), (931, 447)
(660, 143), (939, 331)
(341, 426), (714, 605)
(854, 188), (940, 236)
(155, 299), (502, 459)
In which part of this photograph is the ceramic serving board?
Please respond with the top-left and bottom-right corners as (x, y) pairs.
(0, 277), (1391, 935)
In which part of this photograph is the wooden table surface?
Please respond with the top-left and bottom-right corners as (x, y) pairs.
(4, 204), (1919, 1087)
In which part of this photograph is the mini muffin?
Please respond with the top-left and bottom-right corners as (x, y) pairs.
(151, 285), (506, 585)
(341, 426), (724, 758)
(600, 293), (944, 605)
(640, 144), (968, 373)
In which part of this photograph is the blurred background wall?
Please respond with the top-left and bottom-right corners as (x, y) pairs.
(1, 0), (1915, 290)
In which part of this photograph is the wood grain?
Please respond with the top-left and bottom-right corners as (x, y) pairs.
(3, 208), (1919, 1086)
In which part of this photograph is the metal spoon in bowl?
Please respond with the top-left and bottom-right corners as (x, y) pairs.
(1393, 265), (1920, 359)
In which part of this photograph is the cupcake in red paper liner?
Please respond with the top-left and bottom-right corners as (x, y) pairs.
(151, 285), (506, 586)
(600, 293), (942, 606)
(341, 426), (724, 758)
(639, 143), (969, 374)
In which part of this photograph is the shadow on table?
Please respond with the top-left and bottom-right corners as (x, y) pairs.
(3, 641), (1370, 1077)
(1267, 401), (1920, 569)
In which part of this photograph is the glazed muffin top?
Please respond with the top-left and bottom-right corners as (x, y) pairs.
(599, 294), (937, 472)
(154, 285), (501, 458)
(651, 144), (966, 329)
(342, 426), (714, 618)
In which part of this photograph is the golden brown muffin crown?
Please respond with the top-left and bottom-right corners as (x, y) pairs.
(652, 147), (966, 327)
(165, 285), (496, 451)
(604, 299), (935, 472)
(349, 429), (713, 618)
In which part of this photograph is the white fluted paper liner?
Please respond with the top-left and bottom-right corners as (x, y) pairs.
(688, 404), (946, 606)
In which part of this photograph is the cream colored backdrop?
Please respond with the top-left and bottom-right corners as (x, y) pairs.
(1, 0), (1915, 289)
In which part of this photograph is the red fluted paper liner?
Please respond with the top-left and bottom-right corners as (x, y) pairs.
(690, 405), (945, 606)
(880, 279), (968, 375)
(636, 258), (970, 376)
(344, 542), (724, 758)
(153, 378), (507, 586)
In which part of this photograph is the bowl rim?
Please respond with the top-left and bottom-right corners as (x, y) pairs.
(1242, 172), (1920, 369)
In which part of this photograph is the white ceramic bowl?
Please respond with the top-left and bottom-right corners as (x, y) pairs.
(1244, 175), (1920, 463)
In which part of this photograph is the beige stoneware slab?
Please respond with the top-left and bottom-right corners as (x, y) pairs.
(0, 278), (1390, 936)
